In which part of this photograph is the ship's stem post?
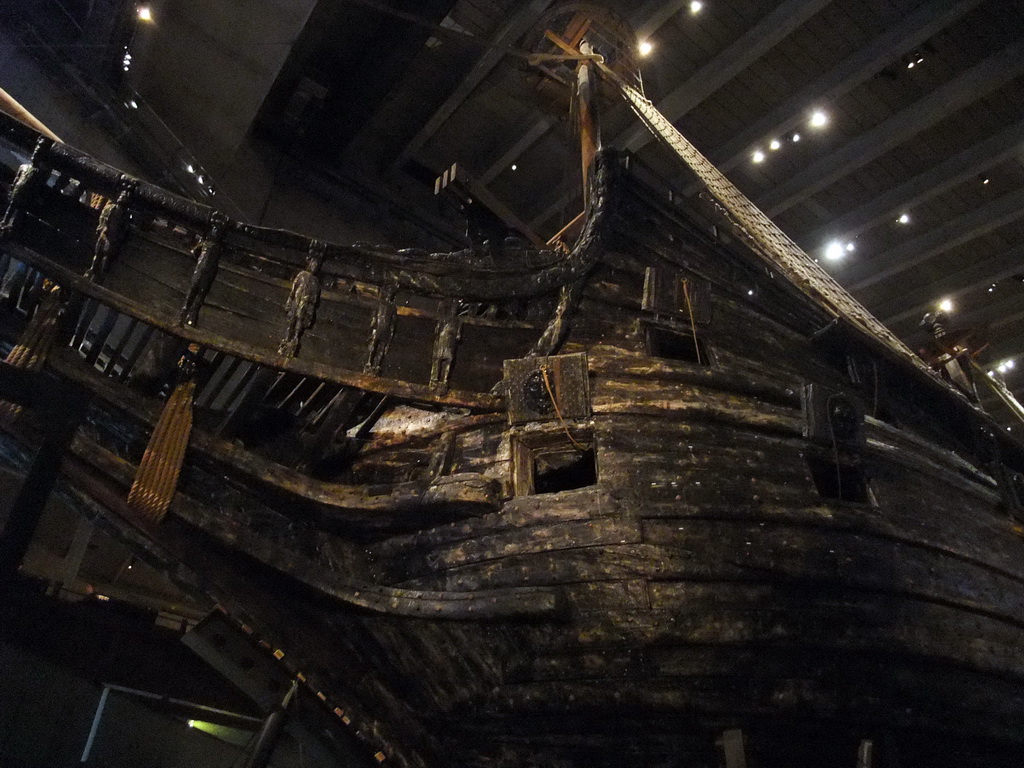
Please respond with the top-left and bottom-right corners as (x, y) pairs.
(577, 40), (601, 210)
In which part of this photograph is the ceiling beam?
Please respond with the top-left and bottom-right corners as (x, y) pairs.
(879, 244), (1024, 329)
(480, 116), (552, 184)
(803, 118), (1024, 248)
(847, 185), (1024, 292)
(619, 0), (831, 154)
(481, 2), (692, 187)
(394, 0), (554, 170)
(695, 0), (984, 183)
(531, 0), (831, 230)
(756, 39), (1024, 217)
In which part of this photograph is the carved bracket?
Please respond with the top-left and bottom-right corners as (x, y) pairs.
(180, 211), (229, 326)
(0, 136), (52, 238)
(279, 240), (326, 358)
(86, 176), (136, 282)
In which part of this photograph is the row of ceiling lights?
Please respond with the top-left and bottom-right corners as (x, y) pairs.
(751, 110), (828, 164)
(632, 17), (1019, 408)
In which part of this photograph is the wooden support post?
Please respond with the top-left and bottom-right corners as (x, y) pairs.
(719, 729), (747, 768)
(857, 739), (874, 768)
(577, 40), (601, 210)
(365, 284), (398, 375)
(0, 378), (88, 587)
(59, 514), (94, 591)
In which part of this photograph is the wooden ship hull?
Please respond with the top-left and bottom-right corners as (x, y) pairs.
(2, 62), (1024, 768)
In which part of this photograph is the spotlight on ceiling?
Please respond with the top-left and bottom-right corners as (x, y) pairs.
(898, 213), (910, 224)
(137, 5), (153, 21)
(825, 241), (845, 261)
(511, 164), (517, 171)
(638, 41), (653, 57)
(690, 0), (703, 13)
(791, 132), (800, 142)
(809, 110), (828, 128)
(938, 298), (954, 313)
(769, 139), (781, 151)
(752, 150), (765, 163)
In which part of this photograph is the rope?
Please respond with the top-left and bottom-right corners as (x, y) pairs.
(540, 365), (590, 451)
(681, 279), (702, 365)
(127, 376), (196, 525)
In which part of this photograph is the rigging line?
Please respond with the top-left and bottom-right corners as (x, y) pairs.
(540, 365), (590, 451)
(681, 278), (702, 365)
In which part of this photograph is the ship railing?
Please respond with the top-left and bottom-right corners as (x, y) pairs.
(0, 125), (575, 415)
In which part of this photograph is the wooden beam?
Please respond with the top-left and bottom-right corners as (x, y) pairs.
(479, 4), (692, 196)
(697, 0), (984, 181)
(803, 117), (1024, 248)
(0, 378), (87, 586)
(395, 0), (555, 170)
(757, 40), (1024, 217)
(847, 185), (1024, 292)
(531, 0), (830, 230)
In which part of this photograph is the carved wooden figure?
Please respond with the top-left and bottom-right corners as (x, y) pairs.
(180, 212), (228, 326)
(279, 241), (326, 357)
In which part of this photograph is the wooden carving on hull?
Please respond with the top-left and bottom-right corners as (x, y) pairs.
(3, 12), (1024, 768)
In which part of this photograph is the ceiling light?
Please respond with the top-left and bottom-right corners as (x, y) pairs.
(791, 133), (800, 142)
(137, 5), (153, 21)
(511, 164), (517, 171)
(690, 0), (703, 13)
(898, 213), (910, 224)
(638, 41), (653, 57)
(907, 61), (914, 69)
(769, 139), (781, 151)
(747, 290), (754, 296)
(825, 241), (845, 261)
(752, 150), (765, 163)
(128, 99), (138, 109)
(917, 56), (924, 64)
(845, 242), (855, 252)
(1006, 360), (1016, 370)
(938, 298), (954, 313)
(982, 177), (990, 184)
(809, 110), (828, 128)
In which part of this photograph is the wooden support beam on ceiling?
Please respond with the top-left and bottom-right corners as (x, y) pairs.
(394, 0), (555, 171)
(481, 117), (552, 184)
(756, 39), (1024, 217)
(847, 185), (1024, 292)
(803, 117), (1024, 248)
(618, 0), (832, 154)
(695, 0), (984, 183)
